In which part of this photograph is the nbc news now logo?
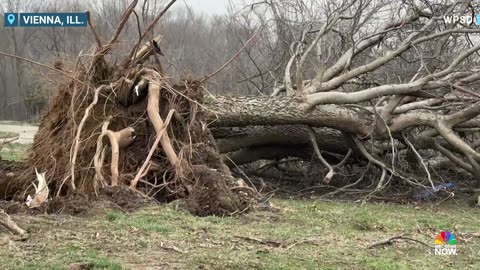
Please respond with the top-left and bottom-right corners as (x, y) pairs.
(434, 231), (457, 256)
(443, 14), (480, 25)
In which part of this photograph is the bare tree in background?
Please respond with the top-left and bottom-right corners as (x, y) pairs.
(2, 0), (480, 196)
(0, 0), (272, 120)
(207, 0), (480, 192)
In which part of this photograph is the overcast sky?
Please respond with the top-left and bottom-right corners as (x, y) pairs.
(183, 0), (229, 15)
(0, 0), (234, 16)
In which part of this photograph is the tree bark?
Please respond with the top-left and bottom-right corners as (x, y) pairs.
(213, 125), (348, 154)
(203, 95), (372, 136)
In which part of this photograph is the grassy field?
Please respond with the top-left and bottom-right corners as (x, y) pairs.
(0, 198), (479, 270)
(1, 137), (479, 269)
(0, 131), (28, 161)
(0, 142), (30, 161)
(0, 131), (19, 138)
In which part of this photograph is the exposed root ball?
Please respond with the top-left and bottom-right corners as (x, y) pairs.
(0, 66), (250, 215)
(186, 165), (246, 216)
(0, 17), (252, 215)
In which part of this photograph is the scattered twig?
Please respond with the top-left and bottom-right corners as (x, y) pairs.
(457, 232), (480, 240)
(367, 234), (432, 249)
(0, 209), (29, 240)
(285, 236), (321, 250)
(319, 163), (371, 198)
(0, 136), (19, 150)
(160, 242), (186, 253)
(234, 235), (283, 247)
(234, 235), (321, 250)
(224, 155), (258, 193)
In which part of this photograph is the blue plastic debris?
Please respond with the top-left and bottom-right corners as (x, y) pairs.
(415, 182), (455, 201)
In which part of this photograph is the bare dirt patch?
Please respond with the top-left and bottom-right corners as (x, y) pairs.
(0, 186), (153, 216)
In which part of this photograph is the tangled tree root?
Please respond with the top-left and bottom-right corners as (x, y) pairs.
(186, 165), (247, 216)
(0, 5), (252, 215)
(2, 74), (249, 215)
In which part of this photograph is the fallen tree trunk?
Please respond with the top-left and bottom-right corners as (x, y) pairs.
(223, 144), (312, 167)
(213, 125), (348, 154)
(202, 94), (479, 189)
(203, 95), (373, 136)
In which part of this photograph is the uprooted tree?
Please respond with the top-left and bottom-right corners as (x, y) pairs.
(1, 1), (253, 216)
(1, 0), (480, 214)
(211, 0), (480, 196)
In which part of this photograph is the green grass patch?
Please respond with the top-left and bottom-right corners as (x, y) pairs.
(0, 243), (123, 270)
(0, 199), (479, 269)
(0, 142), (30, 160)
(0, 131), (18, 138)
(105, 209), (176, 234)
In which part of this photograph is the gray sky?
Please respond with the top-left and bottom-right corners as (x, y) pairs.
(0, 0), (233, 16)
(183, 0), (229, 15)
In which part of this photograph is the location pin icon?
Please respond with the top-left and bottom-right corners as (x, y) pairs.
(7, 14), (15, 25)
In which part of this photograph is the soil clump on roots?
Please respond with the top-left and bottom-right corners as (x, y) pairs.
(0, 6), (250, 216)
